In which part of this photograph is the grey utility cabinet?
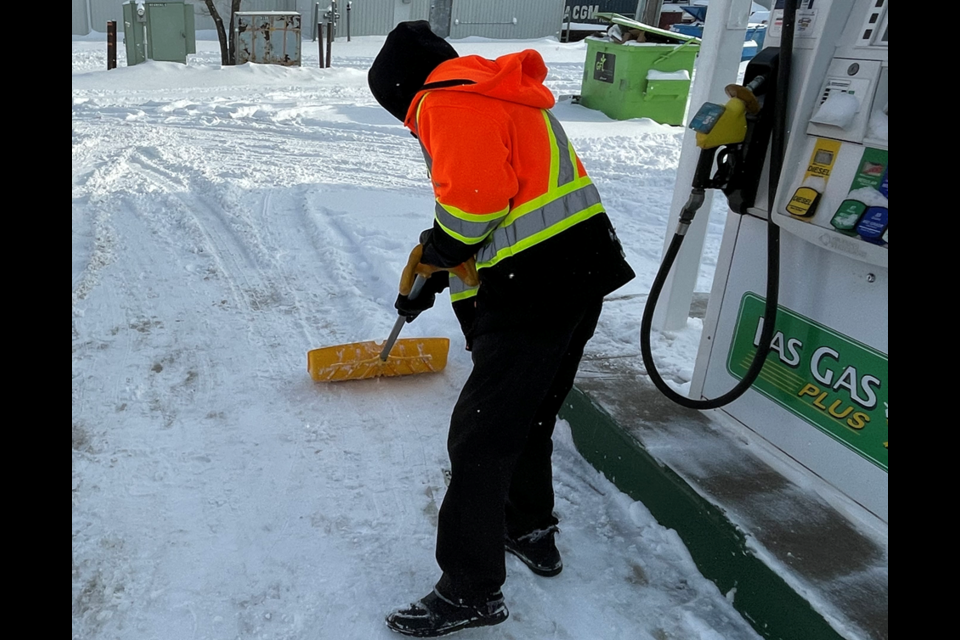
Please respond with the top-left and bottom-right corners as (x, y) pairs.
(122, 1), (196, 66)
(235, 11), (302, 66)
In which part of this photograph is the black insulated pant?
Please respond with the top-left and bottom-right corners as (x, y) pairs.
(435, 297), (603, 601)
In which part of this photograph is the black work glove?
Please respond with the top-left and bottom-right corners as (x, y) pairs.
(395, 271), (449, 323)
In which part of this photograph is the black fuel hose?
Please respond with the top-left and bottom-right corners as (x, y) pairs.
(639, 0), (797, 410)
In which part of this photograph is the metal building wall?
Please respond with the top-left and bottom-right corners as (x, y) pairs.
(72, 1), (288, 35)
(230, 0), (556, 40)
(192, 2), (225, 32)
(312, 1), (432, 38)
(73, 0), (565, 39)
(194, 1), (296, 31)
(331, 0), (393, 37)
(84, 0), (122, 34)
(242, 0), (297, 11)
(73, 0), (91, 35)
(408, 0), (434, 29)
(448, 0), (565, 40)
(73, 1), (213, 35)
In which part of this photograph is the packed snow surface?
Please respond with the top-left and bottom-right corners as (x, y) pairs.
(73, 33), (754, 640)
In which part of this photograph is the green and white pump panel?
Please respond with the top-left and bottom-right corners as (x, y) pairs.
(122, 1), (196, 66)
(690, 0), (888, 523)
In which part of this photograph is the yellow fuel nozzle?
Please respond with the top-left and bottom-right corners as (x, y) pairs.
(689, 80), (764, 150)
(724, 81), (762, 115)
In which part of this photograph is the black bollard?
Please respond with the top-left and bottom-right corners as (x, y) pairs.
(318, 23), (324, 68)
(107, 21), (117, 70)
(326, 22), (332, 68)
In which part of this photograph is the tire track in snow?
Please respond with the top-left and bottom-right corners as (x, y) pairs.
(72, 144), (138, 307)
(127, 147), (298, 362)
(293, 195), (414, 347)
(87, 146), (314, 559)
(74, 92), (429, 191)
(122, 142), (400, 387)
(86, 114), (424, 350)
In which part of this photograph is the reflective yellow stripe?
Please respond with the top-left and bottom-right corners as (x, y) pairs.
(544, 110), (576, 187)
(505, 175), (593, 224)
(449, 285), (479, 303)
(542, 110), (561, 189)
(417, 98), (602, 276)
(472, 110), (602, 270)
(568, 140), (579, 179)
(449, 275), (478, 302)
(437, 201), (508, 223)
(415, 92), (429, 128)
(477, 201), (604, 269)
(435, 202), (509, 245)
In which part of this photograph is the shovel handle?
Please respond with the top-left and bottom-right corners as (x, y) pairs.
(379, 275), (427, 362)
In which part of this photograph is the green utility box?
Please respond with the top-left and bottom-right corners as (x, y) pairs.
(122, 1), (196, 66)
(579, 13), (700, 125)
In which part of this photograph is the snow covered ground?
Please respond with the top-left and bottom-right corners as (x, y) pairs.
(72, 33), (755, 640)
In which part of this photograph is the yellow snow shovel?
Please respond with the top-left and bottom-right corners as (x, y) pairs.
(307, 275), (450, 382)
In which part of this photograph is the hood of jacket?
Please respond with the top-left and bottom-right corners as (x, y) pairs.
(403, 50), (556, 128)
(367, 21), (460, 122)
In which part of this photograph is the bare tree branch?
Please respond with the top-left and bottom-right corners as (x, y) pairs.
(228, 0), (242, 65)
(202, 0), (229, 65)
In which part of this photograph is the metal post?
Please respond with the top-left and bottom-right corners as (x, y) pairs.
(318, 23), (324, 67)
(106, 21), (117, 70)
(314, 3), (320, 41)
(330, 1), (338, 41)
(639, 0), (665, 28)
(326, 22), (333, 67)
(347, 2), (351, 42)
(652, 0), (751, 332)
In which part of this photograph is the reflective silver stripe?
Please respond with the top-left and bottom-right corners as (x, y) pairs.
(434, 203), (507, 245)
(476, 182), (602, 265)
(545, 111), (575, 187)
(419, 140), (433, 175)
(449, 276), (478, 301)
(416, 95), (507, 245)
(417, 97), (598, 270)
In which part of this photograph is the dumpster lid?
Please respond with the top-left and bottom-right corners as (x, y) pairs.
(680, 6), (709, 23)
(592, 12), (701, 44)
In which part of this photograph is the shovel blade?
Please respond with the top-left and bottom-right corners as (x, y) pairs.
(307, 337), (450, 382)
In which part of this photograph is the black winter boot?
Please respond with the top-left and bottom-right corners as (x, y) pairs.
(504, 525), (563, 577)
(385, 588), (508, 637)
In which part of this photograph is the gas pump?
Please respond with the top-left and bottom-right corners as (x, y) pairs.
(641, 44), (785, 411)
(642, 0), (888, 523)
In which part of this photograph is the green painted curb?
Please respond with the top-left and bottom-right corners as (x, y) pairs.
(559, 386), (844, 640)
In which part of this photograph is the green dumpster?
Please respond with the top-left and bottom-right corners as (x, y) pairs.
(579, 13), (700, 125)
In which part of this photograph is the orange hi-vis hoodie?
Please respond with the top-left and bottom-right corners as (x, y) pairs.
(403, 50), (611, 297)
(404, 49), (634, 311)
